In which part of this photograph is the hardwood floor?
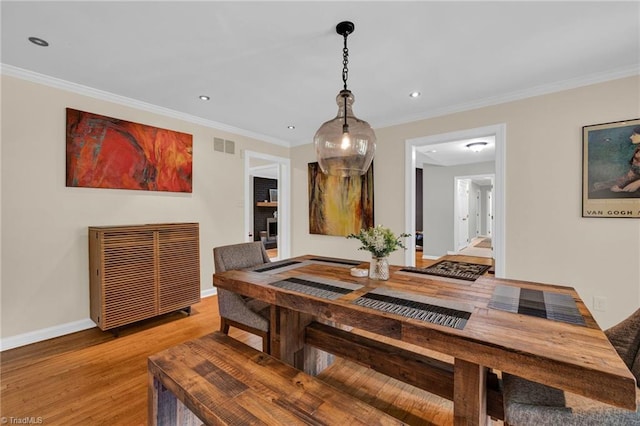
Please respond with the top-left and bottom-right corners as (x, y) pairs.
(1, 297), (235, 425)
(1, 256), (498, 425)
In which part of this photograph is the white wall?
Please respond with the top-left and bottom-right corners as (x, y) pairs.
(422, 161), (495, 257)
(291, 75), (640, 329)
(0, 75), (288, 346)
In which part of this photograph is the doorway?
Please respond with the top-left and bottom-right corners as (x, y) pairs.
(453, 174), (494, 257)
(404, 124), (506, 277)
(244, 151), (291, 261)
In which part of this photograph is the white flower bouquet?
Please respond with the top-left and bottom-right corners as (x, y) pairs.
(347, 225), (411, 258)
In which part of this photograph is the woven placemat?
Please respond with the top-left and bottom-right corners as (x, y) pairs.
(400, 260), (491, 281)
(353, 288), (472, 330)
(488, 284), (586, 326)
(270, 275), (363, 300)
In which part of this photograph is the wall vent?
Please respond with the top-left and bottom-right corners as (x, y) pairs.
(214, 137), (235, 154)
(225, 140), (235, 154)
(213, 137), (225, 152)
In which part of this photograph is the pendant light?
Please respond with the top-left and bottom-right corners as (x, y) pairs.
(314, 21), (376, 177)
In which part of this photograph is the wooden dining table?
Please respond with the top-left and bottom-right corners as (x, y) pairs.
(212, 254), (636, 425)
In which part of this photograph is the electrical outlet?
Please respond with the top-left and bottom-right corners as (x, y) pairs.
(593, 296), (607, 312)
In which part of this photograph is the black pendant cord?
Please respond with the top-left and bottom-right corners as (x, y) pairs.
(336, 21), (355, 134)
(342, 32), (349, 91)
(342, 33), (349, 131)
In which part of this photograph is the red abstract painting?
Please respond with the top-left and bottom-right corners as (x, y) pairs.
(66, 108), (193, 192)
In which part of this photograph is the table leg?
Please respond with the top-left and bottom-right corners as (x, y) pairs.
(271, 306), (333, 375)
(453, 358), (489, 426)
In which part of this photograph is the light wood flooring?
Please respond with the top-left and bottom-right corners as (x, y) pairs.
(1, 254), (496, 426)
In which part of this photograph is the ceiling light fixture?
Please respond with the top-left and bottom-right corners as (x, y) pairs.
(287, 125), (295, 130)
(409, 91), (421, 98)
(199, 95), (210, 101)
(28, 37), (49, 47)
(466, 142), (488, 152)
(314, 21), (376, 177)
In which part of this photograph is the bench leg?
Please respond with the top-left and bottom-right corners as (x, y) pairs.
(149, 373), (203, 426)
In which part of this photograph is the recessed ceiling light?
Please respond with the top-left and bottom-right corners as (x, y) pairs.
(409, 91), (421, 98)
(466, 142), (488, 152)
(287, 125), (295, 130)
(28, 37), (49, 47)
(199, 95), (210, 101)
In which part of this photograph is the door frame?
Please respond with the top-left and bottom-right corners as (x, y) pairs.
(244, 150), (291, 260)
(404, 123), (506, 277)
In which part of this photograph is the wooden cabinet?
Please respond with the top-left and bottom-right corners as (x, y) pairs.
(89, 223), (200, 331)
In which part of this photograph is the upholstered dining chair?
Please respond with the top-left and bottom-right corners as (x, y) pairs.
(213, 241), (272, 354)
(502, 308), (640, 425)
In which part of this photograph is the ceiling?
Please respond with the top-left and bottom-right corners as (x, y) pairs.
(2, 1), (639, 157)
(417, 136), (495, 167)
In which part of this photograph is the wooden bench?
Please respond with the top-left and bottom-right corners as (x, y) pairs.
(305, 321), (504, 421)
(148, 331), (408, 425)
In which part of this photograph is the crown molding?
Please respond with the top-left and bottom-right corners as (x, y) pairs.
(371, 65), (640, 133)
(4, 63), (638, 149)
(0, 64), (291, 148)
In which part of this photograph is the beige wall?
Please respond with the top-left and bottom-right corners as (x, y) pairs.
(2, 73), (639, 346)
(291, 76), (640, 329)
(0, 75), (288, 342)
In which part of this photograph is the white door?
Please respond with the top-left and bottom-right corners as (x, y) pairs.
(456, 179), (470, 251)
(486, 189), (493, 237)
(475, 189), (481, 237)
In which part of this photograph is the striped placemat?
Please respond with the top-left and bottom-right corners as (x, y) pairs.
(270, 275), (363, 300)
(309, 257), (363, 268)
(353, 288), (473, 330)
(251, 257), (363, 274)
(252, 260), (304, 273)
(488, 285), (586, 326)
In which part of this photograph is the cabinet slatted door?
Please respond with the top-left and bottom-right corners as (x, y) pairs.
(89, 223), (201, 331)
(158, 224), (201, 314)
(101, 228), (156, 329)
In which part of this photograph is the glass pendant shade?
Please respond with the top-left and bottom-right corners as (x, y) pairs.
(314, 90), (376, 177)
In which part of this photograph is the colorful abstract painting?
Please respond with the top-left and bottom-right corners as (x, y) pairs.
(66, 108), (193, 192)
(308, 162), (374, 236)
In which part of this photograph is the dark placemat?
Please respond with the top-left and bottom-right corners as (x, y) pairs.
(253, 260), (302, 273)
(270, 276), (362, 300)
(353, 289), (472, 330)
(309, 257), (362, 267)
(488, 284), (586, 326)
(400, 260), (491, 281)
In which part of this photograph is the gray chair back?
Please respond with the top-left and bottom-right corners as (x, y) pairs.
(214, 241), (270, 273)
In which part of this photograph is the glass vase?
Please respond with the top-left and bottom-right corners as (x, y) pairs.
(369, 256), (390, 280)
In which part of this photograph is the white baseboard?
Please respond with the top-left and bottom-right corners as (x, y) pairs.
(422, 254), (441, 260)
(1, 288), (219, 351)
(201, 288), (217, 298)
(0, 318), (96, 352)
